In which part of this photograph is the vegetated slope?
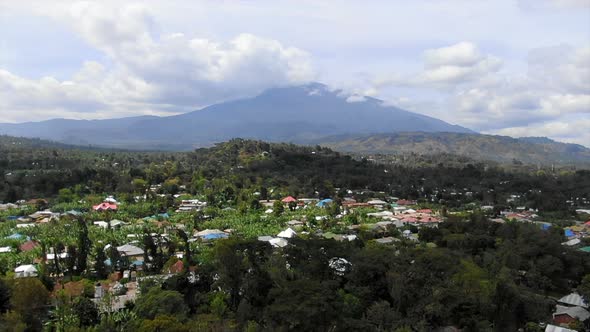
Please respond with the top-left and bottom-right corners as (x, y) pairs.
(315, 132), (590, 165)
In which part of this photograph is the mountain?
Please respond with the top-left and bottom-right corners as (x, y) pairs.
(314, 132), (590, 165)
(0, 83), (472, 150)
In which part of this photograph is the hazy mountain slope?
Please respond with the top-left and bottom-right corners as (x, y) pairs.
(0, 83), (471, 149)
(314, 132), (590, 165)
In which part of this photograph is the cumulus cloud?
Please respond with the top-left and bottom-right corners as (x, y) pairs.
(375, 42), (502, 89)
(367, 41), (589, 145)
(450, 45), (590, 130)
(0, 2), (315, 122)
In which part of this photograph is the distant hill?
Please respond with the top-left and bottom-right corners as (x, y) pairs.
(314, 132), (590, 165)
(0, 83), (472, 150)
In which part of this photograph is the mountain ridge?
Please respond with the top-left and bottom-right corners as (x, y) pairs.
(0, 83), (472, 149)
(313, 132), (590, 165)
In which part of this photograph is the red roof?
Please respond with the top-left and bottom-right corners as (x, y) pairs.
(401, 217), (418, 223)
(93, 202), (118, 211)
(20, 240), (39, 252)
(585, 220), (590, 226)
(397, 199), (416, 206)
(168, 260), (184, 274)
(281, 196), (297, 203)
(417, 209), (433, 214)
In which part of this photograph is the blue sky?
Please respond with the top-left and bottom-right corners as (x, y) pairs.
(0, 0), (589, 145)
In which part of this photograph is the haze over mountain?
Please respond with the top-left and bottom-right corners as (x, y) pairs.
(0, 83), (472, 150)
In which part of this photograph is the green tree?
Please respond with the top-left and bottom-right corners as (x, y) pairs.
(578, 274), (590, 302)
(10, 278), (50, 331)
(272, 200), (284, 216)
(73, 296), (99, 327)
(0, 278), (10, 314)
(134, 287), (188, 320)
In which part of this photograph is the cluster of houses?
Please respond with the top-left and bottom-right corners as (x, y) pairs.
(549, 292), (589, 330)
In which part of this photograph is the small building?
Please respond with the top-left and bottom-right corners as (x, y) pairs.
(116, 244), (144, 260)
(553, 304), (590, 325)
(281, 196), (297, 204)
(93, 202), (118, 211)
(14, 264), (38, 278)
(558, 292), (588, 308)
(544, 325), (576, 332)
(19, 240), (39, 252)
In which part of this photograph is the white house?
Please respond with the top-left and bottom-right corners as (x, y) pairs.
(14, 264), (38, 278)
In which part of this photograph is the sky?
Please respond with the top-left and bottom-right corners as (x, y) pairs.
(0, 0), (589, 145)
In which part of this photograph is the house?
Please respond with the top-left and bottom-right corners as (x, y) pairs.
(367, 211), (394, 219)
(46, 252), (69, 260)
(14, 264), (38, 278)
(367, 199), (387, 209)
(269, 238), (288, 248)
(93, 221), (109, 229)
(562, 238), (581, 247)
(116, 244), (144, 260)
(316, 199), (333, 208)
(0, 203), (18, 210)
(281, 196), (297, 204)
(104, 196), (118, 203)
(0, 247), (12, 253)
(558, 292), (588, 308)
(194, 229), (228, 240)
(553, 304), (590, 325)
(19, 240), (39, 252)
(109, 219), (126, 228)
(286, 220), (304, 227)
(93, 202), (118, 211)
(544, 325), (576, 332)
(277, 228), (297, 238)
(167, 260), (184, 274)
(176, 199), (206, 212)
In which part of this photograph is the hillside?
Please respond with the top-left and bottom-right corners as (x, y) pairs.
(314, 132), (590, 165)
(0, 83), (471, 150)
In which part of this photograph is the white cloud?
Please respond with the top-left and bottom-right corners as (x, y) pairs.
(490, 117), (590, 146)
(0, 2), (315, 122)
(424, 42), (484, 67)
(375, 42), (502, 88)
(519, 0), (590, 10)
(449, 45), (590, 130)
(345, 95), (367, 103)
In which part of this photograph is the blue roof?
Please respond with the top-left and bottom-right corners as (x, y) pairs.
(6, 233), (24, 240)
(565, 229), (575, 237)
(202, 233), (229, 240)
(7, 216), (18, 220)
(143, 213), (170, 221)
(316, 199), (333, 207)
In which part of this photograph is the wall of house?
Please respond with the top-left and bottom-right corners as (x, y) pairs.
(553, 314), (575, 325)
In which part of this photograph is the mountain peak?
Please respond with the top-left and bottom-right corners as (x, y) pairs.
(0, 82), (474, 149)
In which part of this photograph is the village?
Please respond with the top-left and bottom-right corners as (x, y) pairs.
(2, 183), (590, 331)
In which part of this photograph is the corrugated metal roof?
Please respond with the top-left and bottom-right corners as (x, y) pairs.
(558, 292), (588, 308)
